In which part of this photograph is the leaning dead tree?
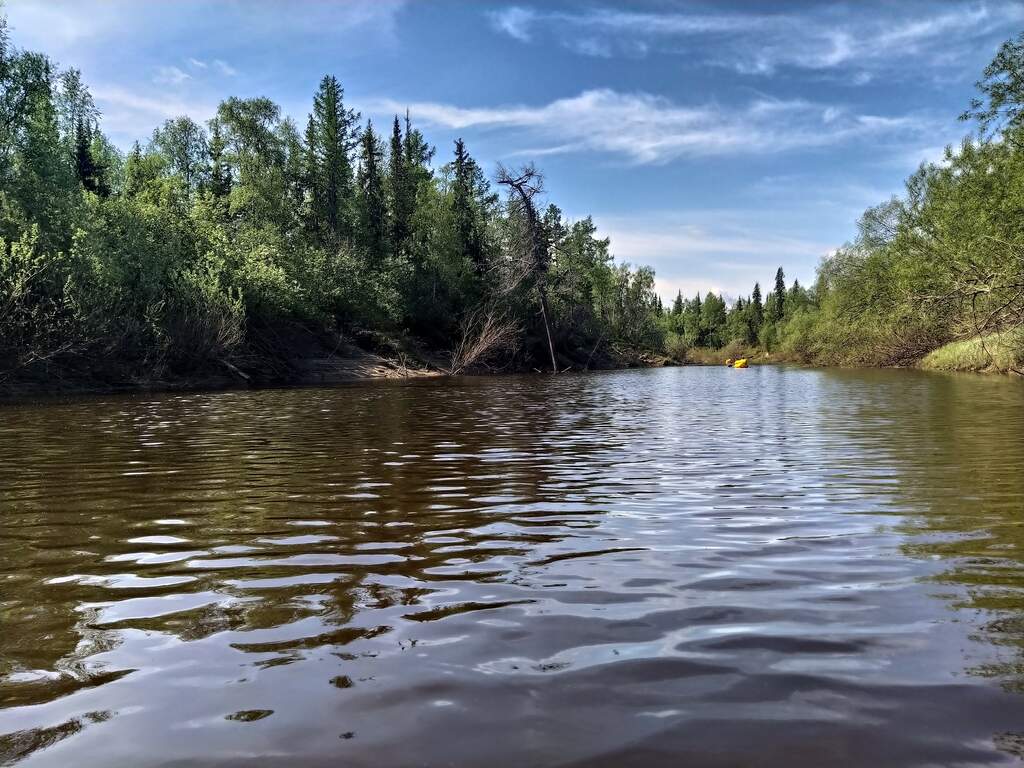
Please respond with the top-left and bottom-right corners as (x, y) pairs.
(446, 304), (521, 375)
(497, 164), (558, 374)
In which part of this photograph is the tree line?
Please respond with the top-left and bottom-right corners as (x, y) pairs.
(659, 267), (812, 358)
(0, 13), (665, 389)
(748, 33), (1024, 371)
(655, 31), (1024, 372)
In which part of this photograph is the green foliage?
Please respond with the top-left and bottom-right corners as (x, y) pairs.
(920, 330), (1024, 373)
(0, 13), (669, 385)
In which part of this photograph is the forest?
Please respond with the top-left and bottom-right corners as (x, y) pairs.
(0, 11), (667, 391)
(4, 12), (1024, 391)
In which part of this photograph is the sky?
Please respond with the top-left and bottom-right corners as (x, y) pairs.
(5, 0), (1024, 301)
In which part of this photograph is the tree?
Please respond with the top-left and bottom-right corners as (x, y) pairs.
(672, 290), (683, 315)
(388, 115), (412, 261)
(961, 31), (1024, 142)
(55, 68), (97, 148)
(700, 292), (727, 348)
(770, 267), (786, 322)
(151, 116), (208, 195)
(207, 119), (232, 199)
(452, 138), (486, 274)
(305, 75), (360, 244)
(498, 164), (557, 373)
(73, 116), (107, 196)
(356, 120), (387, 262)
(9, 57), (77, 251)
(215, 96), (291, 228)
(751, 282), (764, 329)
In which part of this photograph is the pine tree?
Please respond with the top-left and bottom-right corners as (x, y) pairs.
(356, 120), (387, 262)
(307, 75), (360, 244)
(452, 138), (485, 274)
(74, 116), (99, 193)
(672, 290), (683, 315)
(388, 115), (412, 261)
(207, 119), (232, 199)
(771, 267), (786, 321)
(751, 282), (764, 328)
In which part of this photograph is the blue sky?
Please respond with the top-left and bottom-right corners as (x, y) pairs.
(5, 0), (1024, 300)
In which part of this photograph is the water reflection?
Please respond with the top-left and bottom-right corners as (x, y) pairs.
(1, 367), (1024, 766)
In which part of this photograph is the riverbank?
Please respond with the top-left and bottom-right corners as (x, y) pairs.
(2, 332), (787, 401)
(919, 331), (1024, 375)
(1, 322), (687, 401)
(0, 325), (442, 401)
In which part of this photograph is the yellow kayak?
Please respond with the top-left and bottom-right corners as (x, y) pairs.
(733, 358), (748, 368)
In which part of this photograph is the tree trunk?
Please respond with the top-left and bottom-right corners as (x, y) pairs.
(538, 287), (557, 374)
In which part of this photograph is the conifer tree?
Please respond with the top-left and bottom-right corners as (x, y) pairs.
(74, 116), (100, 193)
(672, 290), (684, 315)
(356, 120), (387, 262)
(452, 138), (486, 274)
(388, 115), (412, 260)
(751, 282), (764, 328)
(306, 75), (360, 243)
(207, 119), (232, 199)
(770, 267), (786, 322)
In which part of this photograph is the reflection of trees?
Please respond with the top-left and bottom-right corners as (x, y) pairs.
(0, 377), (612, 714)
(826, 370), (1024, 692)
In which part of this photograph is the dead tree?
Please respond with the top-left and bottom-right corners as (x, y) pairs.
(497, 164), (558, 374)
(446, 305), (521, 375)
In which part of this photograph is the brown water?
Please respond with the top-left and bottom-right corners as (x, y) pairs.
(3, 366), (1024, 767)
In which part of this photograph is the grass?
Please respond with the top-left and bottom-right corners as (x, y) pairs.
(920, 329), (1024, 373)
(682, 345), (765, 366)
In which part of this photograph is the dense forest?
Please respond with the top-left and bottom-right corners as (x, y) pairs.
(0, 12), (667, 391)
(4, 12), (1024, 393)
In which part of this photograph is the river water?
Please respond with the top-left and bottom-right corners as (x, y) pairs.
(2, 366), (1024, 767)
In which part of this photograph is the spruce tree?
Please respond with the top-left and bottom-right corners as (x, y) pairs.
(672, 290), (683, 315)
(452, 138), (485, 274)
(307, 75), (360, 244)
(388, 115), (412, 260)
(771, 267), (786, 322)
(751, 282), (764, 328)
(207, 119), (232, 199)
(74, 116), (99, 193)
(356, 120), (387, 262)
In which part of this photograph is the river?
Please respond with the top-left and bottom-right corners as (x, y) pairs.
(2, 366), (1024, 766)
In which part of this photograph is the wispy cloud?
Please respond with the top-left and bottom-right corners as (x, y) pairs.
(491, 6), (534, 42)
(153, 65), (191, 86)
(488, 3), (1024, 78)
(91, 85), (217, 139)
(369, 89), (933, 164)
(212, 59), (237, 77)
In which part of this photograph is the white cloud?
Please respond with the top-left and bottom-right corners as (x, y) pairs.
(488, 3), (1024, 78)
(594, 211), (834, 300)
(3, 1), (410, 72)
(213, 59), (237, 77)
(153, 65), (191, 86)
(368, 89), (932, 164)
(489, 7), (536, 42)
(91, 85), (216, 141)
